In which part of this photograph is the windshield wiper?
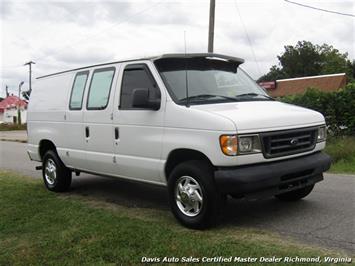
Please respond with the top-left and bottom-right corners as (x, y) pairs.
(235, 93), (274, 100)
(179, 94), (238, 103)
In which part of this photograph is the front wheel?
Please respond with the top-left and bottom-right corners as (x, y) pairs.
(275, 185), (314, 201)
(168, 160), (224, 229)
(42, 150), (72, 192)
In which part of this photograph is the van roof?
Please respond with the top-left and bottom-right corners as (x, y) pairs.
(36, 53), (245, 79)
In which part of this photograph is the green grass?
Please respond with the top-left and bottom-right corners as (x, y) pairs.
(0, 171), (351, 265)
(0, 123), (27, 131)
(325, 136), (355, 174)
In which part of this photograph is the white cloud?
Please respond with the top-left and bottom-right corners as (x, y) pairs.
(1, 0), (354, 97)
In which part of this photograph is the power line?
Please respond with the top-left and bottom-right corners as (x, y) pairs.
(233, 0), (262, 77)
(284, 0), (355, 18)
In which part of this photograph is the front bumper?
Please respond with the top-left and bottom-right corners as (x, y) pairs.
(214, 152), (331, 199)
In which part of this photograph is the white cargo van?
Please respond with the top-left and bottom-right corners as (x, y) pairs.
(27, 53), (331, 228)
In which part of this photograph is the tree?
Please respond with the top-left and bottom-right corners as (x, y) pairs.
(346, 60), (355, 80)
(280, 41), (323, 78)
(258, 65), (285, 82)
(258, 41), (353, 82)
(6, 85), (9, 97)
(319, 44), (353, 78)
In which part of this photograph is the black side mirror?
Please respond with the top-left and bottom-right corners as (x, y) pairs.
(132, 88), (160, 110)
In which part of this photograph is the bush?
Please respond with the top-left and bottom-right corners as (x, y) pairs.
(325, 136), (355, 163)
(280, 82), (355, 136)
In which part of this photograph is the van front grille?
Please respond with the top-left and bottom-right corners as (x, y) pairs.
(261, 127), (317, 158)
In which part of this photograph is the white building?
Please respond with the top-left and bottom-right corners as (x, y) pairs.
(0, 96), (28, 124)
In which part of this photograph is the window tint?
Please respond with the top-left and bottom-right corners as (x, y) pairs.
(87, 68), (115, 110)
(69, 71), (88, 110)
(120, 65), (160, 109)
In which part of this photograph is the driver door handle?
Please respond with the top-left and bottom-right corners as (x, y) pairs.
(114, 127), (119, 140)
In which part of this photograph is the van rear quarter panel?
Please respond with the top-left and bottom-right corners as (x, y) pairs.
(28, 72), (74, 154)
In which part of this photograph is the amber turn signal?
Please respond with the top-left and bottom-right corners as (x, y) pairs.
(219, 135), (238, 156)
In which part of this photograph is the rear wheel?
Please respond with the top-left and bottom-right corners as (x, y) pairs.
(42, 150), (72, 192)
(168, 160), (224, 229)
(275, 185), (314, 201)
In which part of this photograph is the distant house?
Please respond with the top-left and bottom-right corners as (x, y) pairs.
(0, 95), (28, 124)
(259, 73), (347, 97)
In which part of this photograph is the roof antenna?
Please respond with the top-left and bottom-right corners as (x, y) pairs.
(184, 30), (190, 108)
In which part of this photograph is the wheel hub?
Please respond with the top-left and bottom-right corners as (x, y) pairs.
(175, 176), (203, 217)
(44, 158), (57, 185)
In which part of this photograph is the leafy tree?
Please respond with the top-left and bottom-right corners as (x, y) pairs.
(319, 44), (352, 78)
(258, 65), (285, 82)
(258, 41), (353, 82)
(347, 60), (355, 80)
(280, 41), (323, 78)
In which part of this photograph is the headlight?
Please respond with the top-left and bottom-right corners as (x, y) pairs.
(220, 135), (238, 156)
(238, 135), (262, 154)
(317, 126), (326, 142)
(219, 134), (262, 156)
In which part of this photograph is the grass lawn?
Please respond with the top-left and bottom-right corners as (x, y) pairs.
(0, 123), (27, 131)
(0, 171), (351, 265)
(325, 136), (355, 174)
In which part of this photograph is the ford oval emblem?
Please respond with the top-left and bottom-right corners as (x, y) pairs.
(290, 138), (299, 146)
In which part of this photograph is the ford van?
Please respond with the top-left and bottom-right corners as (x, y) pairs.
(27, 53), (331, 228)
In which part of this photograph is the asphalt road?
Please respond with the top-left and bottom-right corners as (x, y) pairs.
(0, 141), (354, 254)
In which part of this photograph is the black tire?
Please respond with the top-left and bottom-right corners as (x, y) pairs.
(275, 185), (314, 201)
(168, 160), (224, 229)
(42, 150), (72, 192)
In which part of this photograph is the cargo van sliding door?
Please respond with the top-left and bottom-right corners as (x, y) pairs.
(83, 66), (117, 174)
(65, 71), (90, 169)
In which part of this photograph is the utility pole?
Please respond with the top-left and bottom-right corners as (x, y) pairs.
(208, 0), (216, 53)
(18, 81), (24, 125)
(24, 61), (35, 94)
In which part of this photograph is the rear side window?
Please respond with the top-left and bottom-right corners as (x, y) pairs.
(120, 65), (160, 110)
(69, 71), (89, 110)
(87, 67), (115, 110)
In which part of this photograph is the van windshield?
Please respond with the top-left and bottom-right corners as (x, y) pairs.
(154, 57), (272, 105)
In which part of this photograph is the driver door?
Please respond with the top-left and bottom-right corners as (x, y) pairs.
(112, 62), (165, 184)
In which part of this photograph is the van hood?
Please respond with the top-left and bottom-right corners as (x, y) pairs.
(191, 101), (325, 133)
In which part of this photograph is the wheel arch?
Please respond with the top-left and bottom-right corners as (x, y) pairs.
(164, 148), (214, 180)
(39, 139), (57, 160)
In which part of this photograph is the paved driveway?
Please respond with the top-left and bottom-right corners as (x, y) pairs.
(0, 140), (354, 254)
